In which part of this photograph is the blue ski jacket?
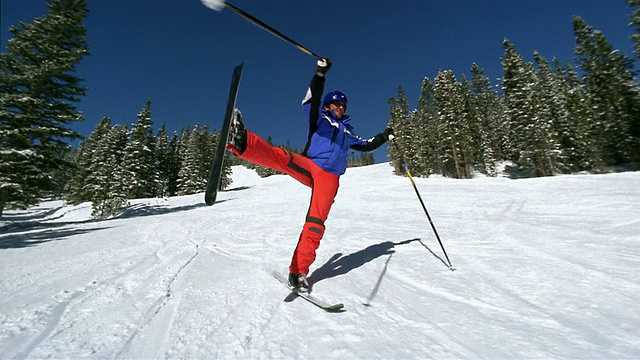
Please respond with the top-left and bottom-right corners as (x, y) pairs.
(301, 75), (388, 176)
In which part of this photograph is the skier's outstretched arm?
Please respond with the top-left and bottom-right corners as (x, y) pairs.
(350, 127), (394, 152)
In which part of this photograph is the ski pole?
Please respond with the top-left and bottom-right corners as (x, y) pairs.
(201, 0), (324, 60)
(390, 138), (453, 269)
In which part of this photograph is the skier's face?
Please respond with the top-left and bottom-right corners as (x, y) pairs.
(328, 101), (346, 119)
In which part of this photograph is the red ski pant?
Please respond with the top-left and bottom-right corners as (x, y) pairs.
(230, 130), (340, 275)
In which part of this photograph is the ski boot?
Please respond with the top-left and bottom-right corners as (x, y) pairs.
(227, 108), (247, 154)
(288, 273), (310, 293)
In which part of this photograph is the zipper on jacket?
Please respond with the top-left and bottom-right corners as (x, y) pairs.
(331, 127), (339, 144)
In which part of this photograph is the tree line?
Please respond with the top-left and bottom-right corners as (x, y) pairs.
(66, 100), (228, 217)
(66, 102), (375, 218)
(387, 14), (640, 179)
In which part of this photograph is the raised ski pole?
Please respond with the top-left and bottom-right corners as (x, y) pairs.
(224, 3), (323, 60)
(390, 138), (454, 270)
(201, 0), (323, 60)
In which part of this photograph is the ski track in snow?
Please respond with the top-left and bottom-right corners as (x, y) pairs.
(1, 164), (639, 359)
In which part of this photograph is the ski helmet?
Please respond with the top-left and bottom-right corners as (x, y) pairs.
(322, 91), (348, 109)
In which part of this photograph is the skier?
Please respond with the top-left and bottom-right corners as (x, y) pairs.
(226, 59), (393, 293)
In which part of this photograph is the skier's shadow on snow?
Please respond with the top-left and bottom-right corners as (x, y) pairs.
(307, 237), (448, 286)
(283, 238), (448, 303)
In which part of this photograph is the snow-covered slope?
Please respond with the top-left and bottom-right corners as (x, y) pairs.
(1, 164), (639, 359)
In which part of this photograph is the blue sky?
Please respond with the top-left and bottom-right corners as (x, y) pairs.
(2, 0), (637, 162)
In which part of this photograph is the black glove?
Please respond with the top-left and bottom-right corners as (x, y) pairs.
(316, 58), (332, 76)
(383, 127), (394, 140)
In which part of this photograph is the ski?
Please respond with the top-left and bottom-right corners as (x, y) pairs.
(272, 271), (345, 312)
(204, 62), (245, 206)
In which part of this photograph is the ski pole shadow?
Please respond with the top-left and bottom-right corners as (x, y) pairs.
(362, 239), (452, 306)
(308, 238), (422, 286)
(363, 251), (394, 307)
(408, 238), (452, 269)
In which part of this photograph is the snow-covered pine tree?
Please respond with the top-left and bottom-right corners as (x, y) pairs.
(90, 124), (129, 218)
(387, 85), (411, 175)
(0, 0), (89, 217)
(176, 126), (192, 195)
(200, 125), (213, 181)
(61, 144), (83, 202)
(531, 52), (563, 175)
(501, 39), (529, 164)
(573, 16), (640, 165)
(165, 131), (181, 196)
(457, 74), (476, 178)
(414, 77), (440, 177)
(433, 70), (473, 179)
(122, 99), (161, 199)
(553, 60), (605, 172)
(469, 63), (506, 177)
(502, 39), (559, 177)
(66, 117), (112, 204)
(177, 124), (215, 195)
(155, 124), (170, 197)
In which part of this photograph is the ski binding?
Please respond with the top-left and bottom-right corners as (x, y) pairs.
(272, 271), (344, 312)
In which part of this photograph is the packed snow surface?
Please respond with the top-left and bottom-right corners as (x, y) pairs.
(1, 163), (639, 359)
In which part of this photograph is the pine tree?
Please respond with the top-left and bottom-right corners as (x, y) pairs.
(458, 74), (476, 177)
(176, 126), (191, 195)
(165, 131), (181, 196)
(0, 0), (89, 217)
(531, 52), (563, 174)
(469, 63), (505, 176)
(61, 144), (83, 201)
(176, 124), (213, 194)
(551, 59), (604, 172)
(433, 70), (473, 179)
(90, 124), (128, 218)
(122, 99), (161, 199)
(67, 116), (112, 204)
(155, 123), (170, 197)
(414, 77), (440, 176)
(501, 39), (560, 177)
(387, 85), (411, 175)
(573, 16), (640, 165)
(177, 125), (202, 195)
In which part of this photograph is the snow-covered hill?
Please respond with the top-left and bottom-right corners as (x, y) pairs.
(1, 163), (639, 359)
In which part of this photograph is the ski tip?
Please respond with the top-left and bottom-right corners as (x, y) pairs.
(326, 305), (346, 313)
(321, 302), (345, 312)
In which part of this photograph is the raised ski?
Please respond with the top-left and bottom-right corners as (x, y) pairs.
(204, 61), (245, 206)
